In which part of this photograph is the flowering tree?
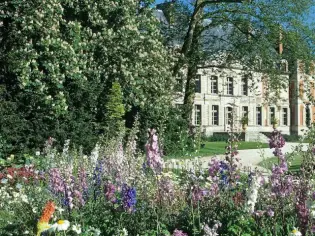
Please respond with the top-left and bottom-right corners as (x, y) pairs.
(0, 0), (173, 154)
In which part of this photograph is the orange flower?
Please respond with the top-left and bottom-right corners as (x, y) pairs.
(37, 201), (56, 236)
(39, 200), (55, 223)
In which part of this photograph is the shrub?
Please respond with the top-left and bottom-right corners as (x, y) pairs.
(203, 132), (245, 142)
(262, 132), (303, 142)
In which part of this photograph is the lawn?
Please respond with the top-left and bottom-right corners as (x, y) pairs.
(258, 154), (303, 172)
(166, 141), (269, 159)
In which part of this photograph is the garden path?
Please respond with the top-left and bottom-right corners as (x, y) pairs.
(165, 142), (308, 174)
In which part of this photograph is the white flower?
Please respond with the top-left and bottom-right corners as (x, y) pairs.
(32, 207), (37, 213)
(56, 206), (65, 214)
(72, 224), (82, 234)
(7, 174), (13, 179)
(16, 183), (22, 189)
(122, 228), (128, 236)
(35, 151), (40, 156)
(290, 228), (302, 236)
(52, 220), (70, 231)
(311, 210), (315, 219)
(87, 227), (101, 236)
(93, 228), (101, 236)
(20, 194), (28, 203)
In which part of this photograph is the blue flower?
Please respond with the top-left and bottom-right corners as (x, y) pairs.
(121, 184), (137, 212)
(93, 160), (103, 200)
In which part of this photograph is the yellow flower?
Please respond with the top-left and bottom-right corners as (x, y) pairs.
(290, 228), (302, 236)
(51, 220), (70, 231)
(37, 222), (52, 236)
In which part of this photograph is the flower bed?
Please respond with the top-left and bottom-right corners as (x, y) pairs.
(0, 127), (315, 235)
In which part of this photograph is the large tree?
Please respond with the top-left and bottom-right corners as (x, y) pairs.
(0, 0), (173, 155)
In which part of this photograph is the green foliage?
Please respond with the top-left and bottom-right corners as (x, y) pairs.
(162, 106), (195, 156)
(204, 133), (246, 142)
(241, 115), (249, 125)
(104, 82), (125, 135)
(0, 0), (174, 156)
(270, 116), (279, 125)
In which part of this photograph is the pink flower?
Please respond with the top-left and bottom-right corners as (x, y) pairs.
(172, 229), (188, 236)
(145, 129), (163, 171)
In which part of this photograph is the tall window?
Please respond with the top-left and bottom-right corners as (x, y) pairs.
(195, 75), (201, 93)
(227, 77), (234, 95)
(256, 107), (262, 125)
(210, 76), (218, 94)
(212, 105), (219, 125)
(282, 108), (288, 126)
(269, 107), (275, 125)
(226, 107), (233, 125)
(241, 77), (248, 96)
(242, 106), (249, 117)
(194, 105), (201, 125)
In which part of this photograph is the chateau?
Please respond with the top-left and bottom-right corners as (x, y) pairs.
(174, 60), (315, 138)
(154, 6), (315, 138)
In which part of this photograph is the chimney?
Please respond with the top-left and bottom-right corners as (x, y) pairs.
(279, 28), (283, 55)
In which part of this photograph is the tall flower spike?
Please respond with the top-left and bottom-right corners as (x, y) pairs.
(145, 128), (163, 172)
(37, 201), (56, 236)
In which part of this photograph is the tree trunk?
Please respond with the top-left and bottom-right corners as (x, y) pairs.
(182, 17), (203, 126)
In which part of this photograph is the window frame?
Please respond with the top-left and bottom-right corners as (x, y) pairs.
(227, 77), (234, 95)
(269, 107), (275, 125)
(210, 76), (218, 94)
(194, 104), (202, 126)
(256, 107), (262, 126)
(242, 106), (249, 118)
(241, 77), (248, 96)
(226, 107), (233, 125)
(212, 105), (219, 125)
(282, 107), (288, 126)
(195, 75), (201, 93)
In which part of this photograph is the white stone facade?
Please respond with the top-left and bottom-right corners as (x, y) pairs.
(289, 61), (315, 135)
(174, 65), (292, 136)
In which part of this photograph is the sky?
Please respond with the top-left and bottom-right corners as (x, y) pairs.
(154, 1), (315, 26)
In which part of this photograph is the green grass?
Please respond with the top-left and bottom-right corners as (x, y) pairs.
(166, 141), (269, 159)
(258, 154), (303, 172)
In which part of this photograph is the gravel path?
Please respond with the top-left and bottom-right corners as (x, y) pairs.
(165, 143), (308, 173)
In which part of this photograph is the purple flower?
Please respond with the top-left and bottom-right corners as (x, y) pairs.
(145, 129), (163, 172)
(269, 130), (285, 149)
(267, 208), (274, 217)
(159, 177), (175, 202)
(192, 185), (205, 202)
(104, 182), (117, 203)
(93, 160), (104, 199)
(49, 168), (64, 193)
(121, 184), (137, 212)
(172, 229), (188, 236)
(253, 210), (265, 217)
(295, 183), (310, 234)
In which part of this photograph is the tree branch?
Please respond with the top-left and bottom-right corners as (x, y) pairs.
(173, 0), (246, 76)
